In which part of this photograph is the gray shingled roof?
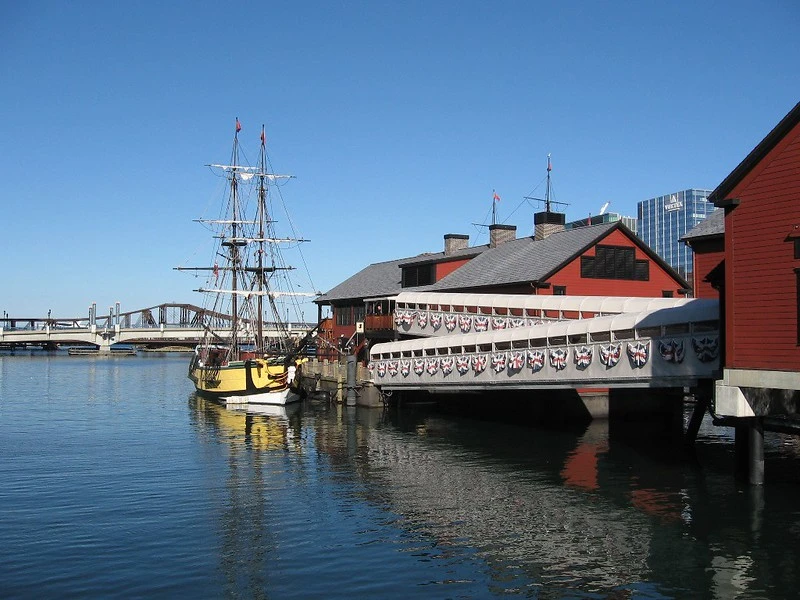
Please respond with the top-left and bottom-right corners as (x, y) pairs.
(681, 208), (724, 241)
(318, 220), (687, 303)
(428, 222), (619, 290)
(315, 256), (406, 304)
(316, 244), (490, 303)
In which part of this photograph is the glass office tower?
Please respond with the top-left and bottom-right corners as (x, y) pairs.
(637, 189), (715, 281)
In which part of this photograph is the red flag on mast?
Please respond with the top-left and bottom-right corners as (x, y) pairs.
(260, 126), (266, 145)
(547, 154), (552, 172)
(235, 118), (242, 133)
(493, 192), (501, 202)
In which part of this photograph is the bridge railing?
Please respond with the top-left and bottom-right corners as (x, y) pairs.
(369, 300), (719, 390)
(391, 292), (698, 338)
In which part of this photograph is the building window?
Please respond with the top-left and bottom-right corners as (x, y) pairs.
(353, 305), (365, 324)
(335, 306), (353, 326)
(794, 239), (800, 260)
(580, 245), (649, 281)
(553, 285), (567, 295)
(402, 264), (435, 287)
(662, 290), (674, 298)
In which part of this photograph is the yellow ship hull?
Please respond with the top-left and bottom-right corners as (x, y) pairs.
(189, 357), (302, 405)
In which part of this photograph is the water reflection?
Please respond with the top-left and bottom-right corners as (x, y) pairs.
(187, 395), (800, 597)
(189, 395), (303, 453)
(188, 395), (307, 598)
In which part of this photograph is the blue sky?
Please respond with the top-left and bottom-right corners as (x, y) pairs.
(1, 1), (797, 319)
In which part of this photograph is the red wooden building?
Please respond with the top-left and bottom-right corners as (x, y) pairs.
(704, 101), (800, 418)
(681, 208), (724, 300)
(316, 215), (689, 359)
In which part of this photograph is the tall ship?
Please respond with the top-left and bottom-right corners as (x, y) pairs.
(179, 119), (317, 405)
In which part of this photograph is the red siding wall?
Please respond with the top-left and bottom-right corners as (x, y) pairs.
(436, 258), (471, 281)
(725, 121), (800, 371)
(546, 229), (685, 297)
(691, 241), (724, 300)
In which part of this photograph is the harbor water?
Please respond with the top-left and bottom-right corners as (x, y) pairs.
(2, 352), (800, 598)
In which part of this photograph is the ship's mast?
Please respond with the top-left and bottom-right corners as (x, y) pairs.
(524, 153), (569, 213)
(256, 125), (267, 352)
(545, 153), (552, 212)
(229, 118), (242, 355)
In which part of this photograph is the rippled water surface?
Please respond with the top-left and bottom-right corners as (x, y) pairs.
(2, 353), (800, 598)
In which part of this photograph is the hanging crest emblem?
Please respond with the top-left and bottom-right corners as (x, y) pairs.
(492, 317), (507, 330)
(491, 352), (507, 373)
(425, 357), (440, 375)
(508, 351), (526, 372)
(527, 349), (545, 372)
(692, 336), (719, 363)
(550, 348), (568, 371)
(627, 341), (649, 368)
(440, 356), (454, 375)
(456, 355), (471, 375)
(658, 339), (685, 363)
(599, 343), (621, 368)
(471, 354), (488, 373)
(574, 346), (593, 369)
(400, 360), (411, 377)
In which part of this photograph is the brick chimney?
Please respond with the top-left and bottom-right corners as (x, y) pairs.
(489, 224), (516, 248)
(534, 211), (566, 241)
(444, 234), (469, 255)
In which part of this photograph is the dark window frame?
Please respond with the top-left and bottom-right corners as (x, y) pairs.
(335, 305), (353, 326)
(402, 264), (435, 287)
(580, 245), (649, 281)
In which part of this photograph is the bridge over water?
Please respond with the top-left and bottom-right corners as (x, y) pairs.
(370, 293), (719, 393)
(0, 303), (315, 351)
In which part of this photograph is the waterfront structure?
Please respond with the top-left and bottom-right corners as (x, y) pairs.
(316, 210), (690, 357)
(703, 101), (800, 425)
(565, 211), (637, 234)
(637, 189), (715, 282)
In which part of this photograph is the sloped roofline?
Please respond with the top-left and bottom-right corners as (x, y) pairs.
(398, 248), (486, 268)
(535, 221), (690, 290)
(709, 101), (800, 206)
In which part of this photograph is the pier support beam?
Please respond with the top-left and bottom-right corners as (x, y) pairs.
(346, 355), (357, 407)
(748, 418), (765, 486)
(733, 418), (765, 485)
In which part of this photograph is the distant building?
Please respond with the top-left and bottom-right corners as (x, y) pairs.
(637, 189), (715, 280)
(565, 212), (637, 234)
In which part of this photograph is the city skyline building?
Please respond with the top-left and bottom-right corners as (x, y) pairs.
(565, 211), (637, 234)
(637, 188), (715, 281)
